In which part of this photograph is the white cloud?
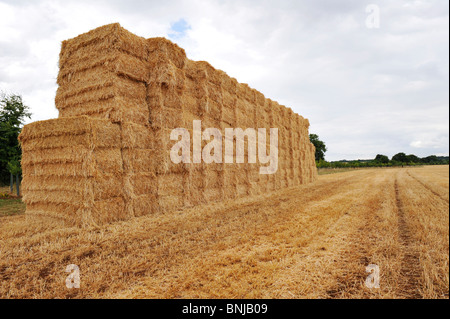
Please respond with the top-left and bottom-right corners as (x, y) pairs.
(0, 0), (448, 160)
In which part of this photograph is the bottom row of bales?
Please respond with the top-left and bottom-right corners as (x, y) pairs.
(19, 115), (316, 226)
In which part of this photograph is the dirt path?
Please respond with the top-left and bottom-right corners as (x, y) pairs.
(394, 173), (422, 298)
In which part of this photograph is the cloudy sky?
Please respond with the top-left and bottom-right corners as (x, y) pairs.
(0, 0), (448, 161)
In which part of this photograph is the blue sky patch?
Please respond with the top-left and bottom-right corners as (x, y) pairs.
(168, 18), (191, 40)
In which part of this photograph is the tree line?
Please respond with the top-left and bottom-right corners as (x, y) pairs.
(309, 133), (449, 169)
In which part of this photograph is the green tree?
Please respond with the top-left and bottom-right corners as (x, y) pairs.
(0, 93), (31, 185)
(374, 154), (389, 164)
(309, 133), (327, 161)
(406, 154), (420, 164)
(422, 155), (438, 164)
(391, 152), (408, 163)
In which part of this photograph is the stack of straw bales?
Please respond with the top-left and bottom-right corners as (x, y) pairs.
(19, 117), (126, 226)
(19, 23), (317, 226)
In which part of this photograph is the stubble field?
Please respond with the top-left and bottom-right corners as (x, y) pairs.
(0, 165), (448, 299)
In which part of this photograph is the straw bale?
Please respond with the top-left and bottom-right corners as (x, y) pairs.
(23, 189), (84, 206)
(207, 82), (222, 102)
(153, 129), (190, 174)
(222, 90), (236, 109)
(121, 149), (155, 172)
(162, 89), (183, 110)
(19, 116), (135, 226)
(26, 202), (78, 216)
(121, 123), (154, 149)
(19, 116), (116, 141)
(183, 77), (198, 96)
(257, 174), (269, 192)
(235, 108), (254, 128)
(236, 184), (249, 197)
(235, 99), (246, 112)
(57, 97), (149, 126)
(58, 52), (149, 86)
(20, 133), (90, 152)
(223, 169), (236, 186)
(92, 149), (124, 173)
(205, 99), (222, 121)
(223, 186), (237, 200)
(56, 74), (146, 107)
(154, 153), (188, 174)
(242, 99), (256, 116)
(147, 81), (163, 100)
(246, 169), (260, 183)
(247, 182), (260, 196)
(158, 195), (184, 211)
(20, 119), (123, 179)
(131, 172), (157, 196)
(157, 173), (184, 197)
(60, 100), (149, 127)
(204, 187), (223, 203)
(21, 147), (89, 165)
(148, 63), (183, 89)
(22, 175), (83, 192)
(195, 61), (221, 85)
(221, 74), (238, 94)
(22, 162), (93, 177)
(182, 111), (201, 128)
(182, 96), (200, 117)
(92, 197), (127, 224)
(147, 37), (186, 70)
(132, 194), (158, 216)
(60, 23), (149, 66)
(236, 169), (249, 186)
(151, 107), (184, 129)
(189, 169), (204, 189)
(264, 176), (275, 191)
(255, 91), (265, 106)
(185, 60), (207, 82)
(236, 83), (255, 103)
(222, 106), (235, 127)
(204, 170), (221, 189)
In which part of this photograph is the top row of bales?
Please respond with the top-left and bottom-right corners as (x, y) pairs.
(55, 23), (311, 131)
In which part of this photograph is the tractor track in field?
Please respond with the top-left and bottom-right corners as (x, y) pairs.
(406, 170), (449, 204)
(394, 177), (422, 299)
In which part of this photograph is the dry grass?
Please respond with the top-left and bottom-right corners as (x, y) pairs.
(0, 186), (24, 217)
(0, 199), (25, 217)
(0, 165), (447, 299)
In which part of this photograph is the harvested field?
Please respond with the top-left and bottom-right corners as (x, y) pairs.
(0, 165), (447, 299)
